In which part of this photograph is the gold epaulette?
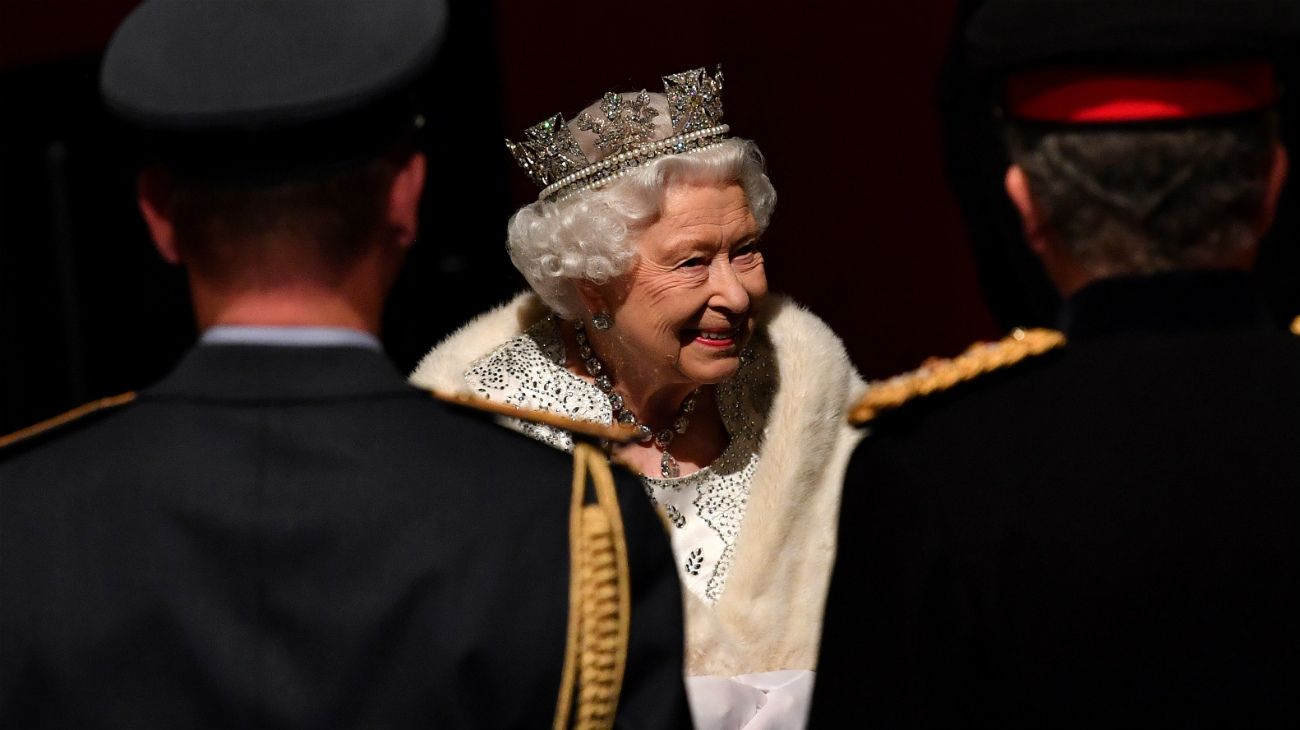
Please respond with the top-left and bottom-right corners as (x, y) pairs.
(428, 390), (639, 444)
(1291, 316), (1300, 336)
(849, 328), (1066, 426)
(0, 392), (138, 451)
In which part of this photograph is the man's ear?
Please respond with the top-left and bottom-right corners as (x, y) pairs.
(1005, 163), (1094, 296)
(1004, 164), (1050, 255)
(137, 167), (181, 265)
(1257, 142), (1289, 237)
(388, 151), (427, 249)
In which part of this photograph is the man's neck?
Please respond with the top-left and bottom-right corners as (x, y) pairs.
(191, 283), (381, 335)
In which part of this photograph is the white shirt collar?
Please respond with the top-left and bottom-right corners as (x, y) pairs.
(200, 325), (382, 352)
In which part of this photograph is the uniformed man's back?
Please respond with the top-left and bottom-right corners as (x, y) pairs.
(0, 1), (689, 727)
(1, 345), (687, 727)
(820, 304), (1300, 725)
(814, 0), (1300, 725)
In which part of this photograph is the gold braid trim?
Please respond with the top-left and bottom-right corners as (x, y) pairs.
(0, 392), (138, 450)
(849, 328), (1066, 425)
(554, 449), (585, 730)
(554, 444), (632, 730)
(428, 389), (638, 443)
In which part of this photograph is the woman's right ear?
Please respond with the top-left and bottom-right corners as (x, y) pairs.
(137, 167), (182, 265)
(573, 280), (606, 321)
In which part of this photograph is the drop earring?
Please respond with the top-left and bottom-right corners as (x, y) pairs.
(592, 311), (613, 331)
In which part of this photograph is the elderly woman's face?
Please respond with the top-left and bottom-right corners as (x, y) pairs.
(599, 181), (766, 387)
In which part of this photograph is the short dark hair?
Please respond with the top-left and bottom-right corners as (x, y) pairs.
(1004, 113), (1278, 274)
(168, 151), (408, 284)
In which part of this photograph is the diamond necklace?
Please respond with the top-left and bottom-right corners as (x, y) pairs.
(573, 321), (697, 478)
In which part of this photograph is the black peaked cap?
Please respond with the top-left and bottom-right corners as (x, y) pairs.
(967, 0), (1300, 75)
(101, 0), (448, 180)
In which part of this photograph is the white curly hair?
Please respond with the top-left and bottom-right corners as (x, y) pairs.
(506, 135), (777, 319)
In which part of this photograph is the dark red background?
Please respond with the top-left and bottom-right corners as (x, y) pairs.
(491, 1), (1000, 376)
(0, 0), (1013, 431)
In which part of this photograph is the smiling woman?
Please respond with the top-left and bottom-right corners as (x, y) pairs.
(410, 68), (865, 729)
(568, 180), (770, 479)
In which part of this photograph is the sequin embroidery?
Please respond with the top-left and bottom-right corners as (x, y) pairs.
(464, 315), (774, 604)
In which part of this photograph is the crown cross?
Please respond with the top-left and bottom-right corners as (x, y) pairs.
(574, 91), (659, 155)
(504, 114), (587, 188)
(663, 66), (724, 134)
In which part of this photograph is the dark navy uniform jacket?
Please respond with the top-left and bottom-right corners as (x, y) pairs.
(0, 343), (690, 729)
(813, 271), (1300, 727)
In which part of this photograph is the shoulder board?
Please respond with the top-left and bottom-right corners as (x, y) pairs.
(849, 328), (1066, 426)
(0, 392), (138, 451)
(427, 389), (639, 444)
(1291, 316), (1300, 336)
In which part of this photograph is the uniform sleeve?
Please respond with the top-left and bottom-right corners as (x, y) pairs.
(809, 431), (953, 727)
(611, 465), (693, 729)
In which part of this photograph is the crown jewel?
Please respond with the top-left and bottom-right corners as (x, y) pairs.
(506, 66), (730, 201)
(663, 67), (725, 134)
(575, 91), (659, 155)
(504, 114), (588, 190)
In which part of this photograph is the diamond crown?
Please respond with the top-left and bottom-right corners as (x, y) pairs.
(506, 66), (729, 201)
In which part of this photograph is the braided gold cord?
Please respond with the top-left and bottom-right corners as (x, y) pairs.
(850, 328), (1066, 425)
(428, 389), (638, 443)
(554, 444), (632, 730)
(0, 392), (137, 450)
(577, 506), (621, 728)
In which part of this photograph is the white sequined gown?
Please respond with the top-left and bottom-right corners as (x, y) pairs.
(465, 316), (761, 605)
(411, 293), (866, 730)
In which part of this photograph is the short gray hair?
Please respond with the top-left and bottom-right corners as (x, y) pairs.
(506, 137), (777, 319)
(1005, 114), (1278, 275)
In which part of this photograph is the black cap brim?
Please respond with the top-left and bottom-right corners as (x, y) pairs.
(101, 0), (447, 181)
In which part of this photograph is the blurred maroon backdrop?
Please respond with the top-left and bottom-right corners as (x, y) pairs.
(0, 0), (1001, 431)
(490, 1), (999, 377)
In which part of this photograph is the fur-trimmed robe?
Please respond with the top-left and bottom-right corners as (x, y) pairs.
(411, 292), (866, 677)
